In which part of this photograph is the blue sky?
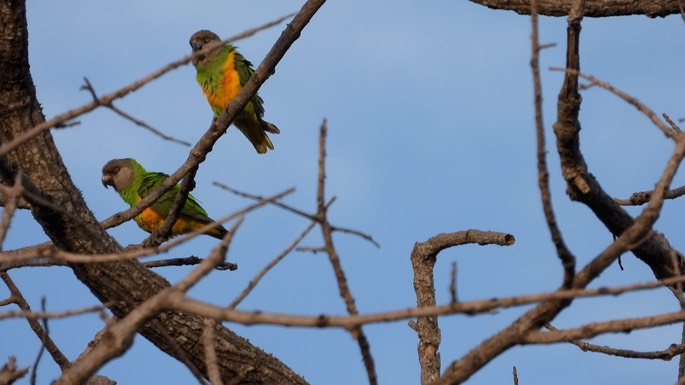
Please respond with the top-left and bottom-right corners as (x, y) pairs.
(2, 1), (684, 384)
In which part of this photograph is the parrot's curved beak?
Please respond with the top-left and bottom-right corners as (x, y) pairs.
(190, 39), (203, 52)
(101, 175), (112, 189)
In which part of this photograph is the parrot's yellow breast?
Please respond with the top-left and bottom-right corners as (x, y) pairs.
(203, 51), (241, 113)
(134, 198), (200, 236)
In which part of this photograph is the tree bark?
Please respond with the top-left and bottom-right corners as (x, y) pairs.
(0, 1), (307, 383)
(470, 0), (681, 17)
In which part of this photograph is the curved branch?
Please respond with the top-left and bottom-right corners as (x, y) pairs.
(411, 230), (515, 384)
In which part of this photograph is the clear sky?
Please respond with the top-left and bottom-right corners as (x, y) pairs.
(2, 1), (684, 384)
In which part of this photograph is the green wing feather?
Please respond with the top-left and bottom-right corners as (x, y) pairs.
(137, 172), (212, 223)
(233, 49), (267, 119)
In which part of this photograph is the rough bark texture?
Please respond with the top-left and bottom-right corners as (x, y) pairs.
(470, 0), (681, 17)
(0, 1), (307, 383)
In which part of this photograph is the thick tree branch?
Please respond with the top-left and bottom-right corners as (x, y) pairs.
(469, 0), (681, 17)
(550, 20), (685, 281)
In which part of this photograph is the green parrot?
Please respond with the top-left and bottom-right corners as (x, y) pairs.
(101, 158), (228, 239)
(189, 29), (280, 154)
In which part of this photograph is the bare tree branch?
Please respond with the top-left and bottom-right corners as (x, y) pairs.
(228, 219), (317, 309)
(202, 319), (223, 385)
(213, 182), (380, 248)
(411, 230), (515, 384)
(142, 256), (237, 270)
(469, 0), (681, 17)
(531, 0), (576, 289)
(0, 173), (24, 248)
(545, 323), (685, 359)
(0, 272), (71, 370)
(165, 275), (685, 328)
(615, 185), (685, 206)
(0, 357), (28, 385)
(316, 120), (377, 385)
(523, 310), (685, 344)
(80, 77), (191, 146)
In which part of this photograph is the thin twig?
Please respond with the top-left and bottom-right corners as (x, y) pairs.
(142, 256), (237, 271)
(228, 219), (317, 309)
(513, 366), (519, 385)
(532, 0), (575, 289)
(615, 185), (685, 206)
(0, 173), (23, 248)
(29, 297), (48, 385)
(545, 323), (685, 360)
(81, 78), (191, 146)
(0, 272), (71, 370)
(315, 120), (377, 385)
(202, 319), (223, 385)
(664, 113), (682, 133)
(549, 66), (675, 138)
(0, 357), (28, 385)
(213, 182), (380, 248)
(449, 261), (458, 303)
(0, 304), (108, 321)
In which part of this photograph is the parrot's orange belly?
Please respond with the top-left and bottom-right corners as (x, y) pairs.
(135, 207), (198, 236)
(203, 51), (241, 113)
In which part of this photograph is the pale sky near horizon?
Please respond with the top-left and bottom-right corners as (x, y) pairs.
(2, 1), (684, 384)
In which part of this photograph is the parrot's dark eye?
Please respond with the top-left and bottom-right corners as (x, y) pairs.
(113, 167), (119, 174)
(204, 37), (210, 43)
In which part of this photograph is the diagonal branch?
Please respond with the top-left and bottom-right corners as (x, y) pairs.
(80, 78), (191, 146)
(0, 272), (71, 370)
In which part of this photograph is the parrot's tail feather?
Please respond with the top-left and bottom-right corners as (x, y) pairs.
(256, 134), (274, 153)
(208, 224), (230, 240)
(261, 119), (280, 134)
(236, 117), (277, 153)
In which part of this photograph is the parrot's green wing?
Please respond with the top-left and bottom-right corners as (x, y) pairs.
(233, 50), (267, 119)
(137, 172), (213, 223)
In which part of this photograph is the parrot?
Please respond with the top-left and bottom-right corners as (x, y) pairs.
(189, 29), (280, 154)
(101, 158), (228, 240)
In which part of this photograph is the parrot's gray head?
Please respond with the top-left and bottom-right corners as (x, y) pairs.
(102, 158), (135, 193)
(189, 30), (223, 65)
